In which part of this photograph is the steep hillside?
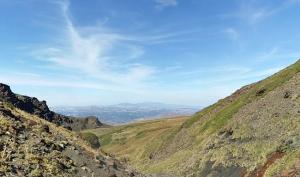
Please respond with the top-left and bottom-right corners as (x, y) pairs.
(0, 83), (102, 131)
(92, 59), (300, 177)
(0, 100), (139, 176)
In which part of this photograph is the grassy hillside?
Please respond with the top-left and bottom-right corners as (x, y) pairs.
(89, 59), (300, 177)
(85, 116), (188, 171)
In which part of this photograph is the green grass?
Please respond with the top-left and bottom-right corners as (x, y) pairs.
(182, 104), (217, 128)
(99, 133), (113, 146)
(185, 59), (300, 136)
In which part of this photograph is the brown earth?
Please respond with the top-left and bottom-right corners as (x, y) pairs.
(250, 152), (285, 177)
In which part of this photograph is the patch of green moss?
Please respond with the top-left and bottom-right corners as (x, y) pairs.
(135, 131), (146, 139)
(99, 133), (113, 146)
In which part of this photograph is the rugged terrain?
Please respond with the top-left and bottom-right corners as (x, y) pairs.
(89, 59), (300, 177)
(0, 85), (140, 177)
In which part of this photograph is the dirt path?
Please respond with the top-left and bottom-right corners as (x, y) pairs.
(249, 151), (285, 177)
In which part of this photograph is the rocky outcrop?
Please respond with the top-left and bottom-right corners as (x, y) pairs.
(0, 83), (102, 131)
(70, 116), (103, 131)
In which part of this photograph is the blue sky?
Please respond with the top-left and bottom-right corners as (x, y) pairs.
(0, 0), (300, 107)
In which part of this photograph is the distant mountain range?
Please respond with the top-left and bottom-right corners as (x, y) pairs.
(52, 103), (199, 124)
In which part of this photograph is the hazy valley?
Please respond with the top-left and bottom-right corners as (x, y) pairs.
(52, 103), (198, 124)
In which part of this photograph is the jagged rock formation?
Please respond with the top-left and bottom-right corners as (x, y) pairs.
(0, 83), (102, 131)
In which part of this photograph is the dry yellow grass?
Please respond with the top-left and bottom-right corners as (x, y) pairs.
(86, 116), (188, 172)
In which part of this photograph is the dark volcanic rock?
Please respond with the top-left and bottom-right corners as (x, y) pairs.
(0, 83), (71, 126)
(0, 83), (19, 103)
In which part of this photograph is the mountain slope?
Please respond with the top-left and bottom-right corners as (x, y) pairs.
(0, 85), (144, 177)
(0, 103), (136, 176)
(91, 59), (300, 177)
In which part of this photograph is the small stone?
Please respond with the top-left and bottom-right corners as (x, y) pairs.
(59, 144), (65, 149)
(39, 125), (50, 133)
(256, 88), (266, 96)
(81, 166), (90, 172)
(284, 91), (291, 98)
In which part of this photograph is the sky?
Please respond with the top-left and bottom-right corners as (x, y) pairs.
(0, 0), (300, 107)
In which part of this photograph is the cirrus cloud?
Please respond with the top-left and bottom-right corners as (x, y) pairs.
(155, 0), (178, 9)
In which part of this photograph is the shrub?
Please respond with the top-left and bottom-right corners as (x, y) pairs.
(80, 132), (100, 149)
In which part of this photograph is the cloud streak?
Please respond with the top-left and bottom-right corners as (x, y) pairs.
(155, 0), (178, 9)
(29, 0), (198, 87)
(223, 27), (240, 41)
(221, 0), (300, 25)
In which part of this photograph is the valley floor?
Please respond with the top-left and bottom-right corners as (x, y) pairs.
(84, 116), (188, 176)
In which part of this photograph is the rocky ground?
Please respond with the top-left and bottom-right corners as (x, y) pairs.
(0, 101), (139, 177)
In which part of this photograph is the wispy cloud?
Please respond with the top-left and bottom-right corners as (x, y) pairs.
(28, 0), (197, 87)
(256, 47), (279, 61)
(155, 0), (178, 9)
(221, 0), (300, 25)
(179, 66), (285, 88)
(222, 6), (274, 24)
(223, 27), (240, 41)
(255, 47), (300, 62)
(30, 0), (158, 86)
